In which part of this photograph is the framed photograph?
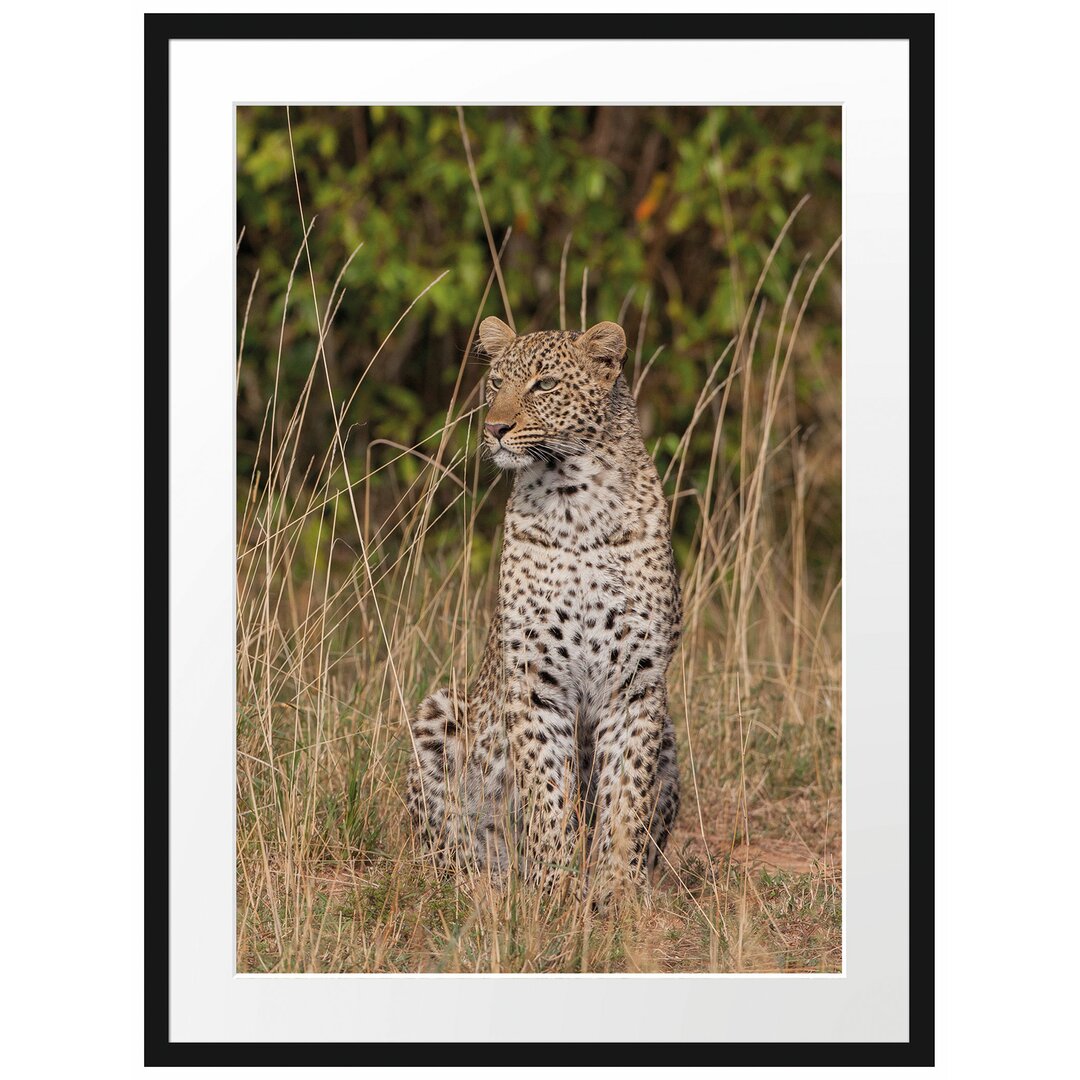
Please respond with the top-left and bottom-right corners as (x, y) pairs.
(147, 11), (933, 1064)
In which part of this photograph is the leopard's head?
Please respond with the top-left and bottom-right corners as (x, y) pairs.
(477, 316), (627, 470)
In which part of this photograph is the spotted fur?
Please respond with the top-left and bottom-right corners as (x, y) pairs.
(406, 317), (681, 903)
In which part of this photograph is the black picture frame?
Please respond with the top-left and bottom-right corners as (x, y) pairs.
(145, 11), (934, 1067)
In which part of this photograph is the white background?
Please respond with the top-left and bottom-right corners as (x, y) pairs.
(1, 0), (1077, 1076)
(172, 33), (909, 1044)
(174, 33), (902, 1041)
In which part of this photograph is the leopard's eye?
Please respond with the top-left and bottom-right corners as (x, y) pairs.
(535, 377), (558, 391)
(488, 376), (502, 389)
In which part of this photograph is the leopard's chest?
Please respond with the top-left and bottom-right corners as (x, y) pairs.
(498, 522), (628, 639)
(497, 469), (667, 718)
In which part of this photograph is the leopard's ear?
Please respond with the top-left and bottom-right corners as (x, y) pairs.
(477, 316), (516, 359)
(579, 321), (627, 382)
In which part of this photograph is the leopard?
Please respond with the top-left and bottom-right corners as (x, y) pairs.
(406, 315), (681, 904)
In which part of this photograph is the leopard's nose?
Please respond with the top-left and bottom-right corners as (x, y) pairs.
(484, 421), (514, 441)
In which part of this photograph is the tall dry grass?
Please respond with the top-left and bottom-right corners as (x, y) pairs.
(236, 135), (842, 972)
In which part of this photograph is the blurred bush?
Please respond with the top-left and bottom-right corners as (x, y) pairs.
(236, 105), (841, 563)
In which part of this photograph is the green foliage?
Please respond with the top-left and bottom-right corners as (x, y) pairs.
(237, 105), (841, 561)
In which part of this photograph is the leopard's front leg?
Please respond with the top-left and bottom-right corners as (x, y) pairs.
(505, 678), (580, 894)
(589, 681), (668, 905)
